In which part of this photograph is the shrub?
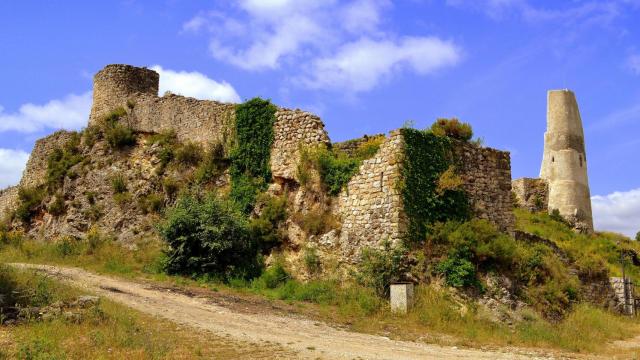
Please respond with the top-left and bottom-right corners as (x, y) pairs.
(55, 236), (80, 257)
(430, 118), (473, 141)
(113, 192), (132, 207)
(85, 226), (105, 255)
(111, 174), (127, 194)
(250, 194), (287, 248)
(549, 208), (568, 225)
(175, 142), (204, 167)
(356, 241), (407, 297)
(47, 193), (66, 216)
(46, 134), (84, 191)
(293, 208), (339, 236)
(138, 193), (165, 214)
(635, 231), (640, 242)
(100, 107), (135, 149)
(354, 136), (384, 159)
(83, 125), (101, 148)
(254, 262), (290, 289)
(194, 143), (225, 184)
(303, 247), (322, 275)
(158, 192), (261, 280)
(15, 186), (45, 223)
(314, 147), (360, 196)
(436, 256), (477, 287)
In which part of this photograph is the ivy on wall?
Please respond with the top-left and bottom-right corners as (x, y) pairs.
(230, 98), (277, 213)
(400, 128), (470, 243)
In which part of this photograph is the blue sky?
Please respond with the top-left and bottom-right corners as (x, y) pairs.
(0, 0), (639, 235)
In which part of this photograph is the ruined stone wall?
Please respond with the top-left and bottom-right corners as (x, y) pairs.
(0, 186), (18, 219)
(512, 178), (548, 212)
(453, 142), (515, 233)
(127, 94), (236, 148)
(20, 131), (76, 189)
(334, 131), (406, 261)
(609, 277), (635, 315)
(270, 109), (330, 180)
(332, 134), (385, 157)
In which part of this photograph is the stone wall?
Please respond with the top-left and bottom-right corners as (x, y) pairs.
(332, 134), (385, 157)
(20, 131), (76, 189)
(270, 109), (330, 180)
(452, 141), (515, 233)
(512, 178), (548, 212)
(0, 186), (18, 219)
(334, 131), (406, 261)
(127, 93), (236, 148)
(609, 277), (635, 315)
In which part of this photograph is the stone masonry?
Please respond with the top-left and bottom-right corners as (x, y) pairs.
(20, 131), (76, 189)
(336, 131), (406, 258)
(271, 109), (331, 181)
(453, 141), (515, 233)
(0, 186), (18, 220)
(512, 177), (548, 212)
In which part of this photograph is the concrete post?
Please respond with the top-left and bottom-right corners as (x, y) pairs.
(390, 283), (414, 314)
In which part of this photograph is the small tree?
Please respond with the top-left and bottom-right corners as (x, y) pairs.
(158, 192), (261, 280)
(636, 231), (640, 242)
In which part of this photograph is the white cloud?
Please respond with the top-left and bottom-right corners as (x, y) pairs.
(627, 54), (640, 75)
(592, 188), (640, 238)
(150, 66), (241, 103)
(300, 37), (461, 93)
(0, 92), (91, 133)
(183, 1), (458, 94)
(0, 149), (30, 188)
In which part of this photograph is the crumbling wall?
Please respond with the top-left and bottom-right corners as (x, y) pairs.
(128, 94), (236, 147)
(609, 277), (635, 315)
(333, 131), (406, 262)
(453, 142), (515, 233)
(270, 109), (330, 181)
(20, 131), (76, 189)
(512, 178), (548, 212)
(0, 186), (18, 219)
(332, 134), (385, 157)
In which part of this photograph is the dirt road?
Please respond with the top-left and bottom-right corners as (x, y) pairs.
(10, 263), (555, 359)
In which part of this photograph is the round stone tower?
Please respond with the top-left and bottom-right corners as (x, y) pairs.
(89, 64), (159, 126)
(540, 89), (593, 232)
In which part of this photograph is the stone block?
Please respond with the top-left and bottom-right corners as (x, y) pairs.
(390, 283), (414, 314)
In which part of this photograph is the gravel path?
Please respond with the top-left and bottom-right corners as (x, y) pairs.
(10, 263), (559, 359)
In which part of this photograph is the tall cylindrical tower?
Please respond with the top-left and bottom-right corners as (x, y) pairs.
(540, 89), (593, 232)
(89, 64), (159, 126)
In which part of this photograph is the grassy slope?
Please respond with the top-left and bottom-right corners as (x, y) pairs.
(0, 266), (292, 359)
(2, 210), (640, 355)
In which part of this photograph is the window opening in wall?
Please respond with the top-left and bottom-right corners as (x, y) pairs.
(552, 156), (555, 163)
(380, 172), (384, 190)
(579, 155), (583, 167)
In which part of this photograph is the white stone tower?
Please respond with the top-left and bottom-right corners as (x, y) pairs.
(540, 89), (593, 232)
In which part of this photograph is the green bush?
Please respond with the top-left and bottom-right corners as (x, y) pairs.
(230, 98), (276, 213)
(15, 186), (45, 223)
(636, 231), (640, 242)
(175, 142), (204, 167)
(194, 143), (225, 184)
(430, 118), (473, 141)
(315, 147), (360, 196)
(46, 134), (84, 192)
(47, 193), (66, 216)
(158, 192), (261, 280)
(149, 130), (178, 172)
(162, 177), (180, 201)
(293, 208), (339, 236)
(100, 107), (135, 149)
(55, 236), (80, 257)
(435, 256), (477, 287)
(303, 247), (322, 275)
(111, 174), (127, 194)
(138, 193), (165, 214)
(356, 241), (407, 297)
(250, 194), (287, 248)
(254, 262), (290, 289)
(82, 125), (101, 148)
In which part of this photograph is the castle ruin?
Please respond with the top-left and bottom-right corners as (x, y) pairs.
(513, 89), (593, 232)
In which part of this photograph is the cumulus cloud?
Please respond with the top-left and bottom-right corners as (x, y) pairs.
(150, 66), (241, 102)
(0, 92), (91, 133)
(0, 149), (30, 188)
(300, 37), (461, 93)
(183, 1), (457, 93)
(592, 188), (640, 238)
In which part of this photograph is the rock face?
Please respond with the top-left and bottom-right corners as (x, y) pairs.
(540, 90), (593, 232)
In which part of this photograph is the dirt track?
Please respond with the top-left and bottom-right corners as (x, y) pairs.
(10, 263), (559, 359)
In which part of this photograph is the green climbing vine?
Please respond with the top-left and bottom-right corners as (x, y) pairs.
(229, 98), (277, 213)
(400, 128), (470, 243)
